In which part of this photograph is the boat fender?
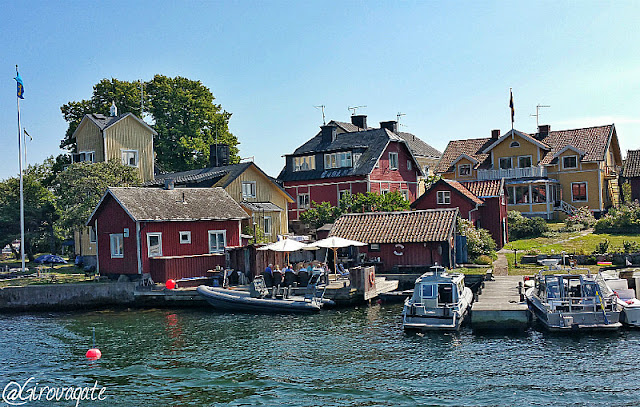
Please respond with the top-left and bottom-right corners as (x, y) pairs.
(369, 271), (376, 286)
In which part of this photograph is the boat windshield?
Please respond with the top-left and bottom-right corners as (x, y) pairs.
(438, 283), (457, 304)
(582, 281), (597, 299)
(545, 276), (561, 299)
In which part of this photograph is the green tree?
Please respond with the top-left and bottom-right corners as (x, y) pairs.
(0, 173), (60, 261)
(53, 160), (141, 233)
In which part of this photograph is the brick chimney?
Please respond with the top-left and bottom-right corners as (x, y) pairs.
(351, 114), (367, 130)
(321, 124), (337, 144)
(380, 121), (398, 133)
(491, 129), (500, 139)
(538, 125), (550, 136)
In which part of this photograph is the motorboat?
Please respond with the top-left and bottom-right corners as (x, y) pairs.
(402, 266), (473, 331)
(197, 275), (331, 313)
(526, 271), (621, 331)
(601, 272), (640, 327)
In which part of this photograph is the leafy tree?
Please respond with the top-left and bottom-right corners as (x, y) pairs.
(0, 172), (60, 261)
(242, 224), (269, 244)
(53, 160), (141, 233)
(423, 174), (442, 191)
(458, 218), (496, 260)
(59, 75), (239, 172)
(507, 211), (548, 239)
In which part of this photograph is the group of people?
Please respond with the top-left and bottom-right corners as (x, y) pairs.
(262, 261), (329, 287)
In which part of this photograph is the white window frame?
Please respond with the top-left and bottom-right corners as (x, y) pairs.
(242, 181), (256, 198)
(563, 155), (578, 169)
(459, 164), (471, 176)
(179, 231), (191, 244)
(110, 233), (124, 258)
(147, 232), (163, 257)
(208, 230), (226, 254)
(298, 193), (310, 209)
(499, 157), (513, 169)
(353, 153), (362, 167)
(509, 141), (520, 148)
(437, 190), (451, 204)
(400, 190), (409, 201)
(571, 181), (588, 203)
(78, 151), (95, 163)
(121, 149), (139, 167)
(339, 190), (351, 201)
(381, 188), (390, 195)
(407, 160), (412, 170)
(264, 216), (272, 236)
(294, 155), (316, 171)
(423, 165), (430, 175)
(89, 226), (97, 243)
(324, 152), (353, 169)
(518, 155), (532, 168)
(389, 152), (399, 170)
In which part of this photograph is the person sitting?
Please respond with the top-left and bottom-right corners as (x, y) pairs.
(283, 264), (296, 287)
(272, 265), (283, 287)
(262, 264), (274, 287)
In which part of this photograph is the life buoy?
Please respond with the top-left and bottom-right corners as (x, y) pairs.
(369, 271), (376, 286)
(394, 243), (405, 256)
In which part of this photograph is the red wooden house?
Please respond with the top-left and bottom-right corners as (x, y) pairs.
(411, 179), (508, 248)
(87, 187), (249, 282)
(329, 209), (458, 270)
(278, 116), (433, 224)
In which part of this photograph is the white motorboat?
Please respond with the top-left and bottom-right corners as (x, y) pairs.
(601, 274), (640, 327)
(526, 272), (621, 331)
(402, 266), (473, 331)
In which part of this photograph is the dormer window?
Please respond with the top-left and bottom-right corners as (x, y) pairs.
(324, 151), (352, 169)
(563, 155), (578, 169)
(510, 141), (520, 148)
(459, 164), (471, 176)
(294, 155), (315, 171)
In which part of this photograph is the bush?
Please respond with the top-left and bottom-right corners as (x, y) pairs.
(593, 239), (610, 254)
(458, 218), (497, 260)
(507, 211), (549, 239)
(623, 240), (640, 254)
(474, 254), (493, 265)
(564, 207), (596, 231)
(594, 202), (640, 234)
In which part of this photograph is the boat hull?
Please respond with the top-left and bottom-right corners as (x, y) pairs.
(403, 288), (473, 331)
(196, 286), (321, 313)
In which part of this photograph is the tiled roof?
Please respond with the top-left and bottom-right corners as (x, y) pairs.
(101, 187), (249, 222)
(240, 202), (283, 212)
(329, 209), (458, 243)
(623, 149), (640, 178)
(442, 179), (484, 205)
(435, 138), (493, 173)
(459, 179), (504, 198)
(396, 131), (442, 158)
(146, 162), (253, 188)
(84, 113), (157, 135)
(329, 120), (370, 132)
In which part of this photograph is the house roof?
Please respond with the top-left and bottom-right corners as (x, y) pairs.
(329, 120), (371, 133)
(240, 202), (284, 212)
(435, 138), (493, 173)
(482, 129), (550, 153)
(623, 149), (640, 178)
(442, 179), (484, 205)
(89, 187), (249, 224)
(459, 179), (504, 198)
(77, 112), (158, 138)
(329, 209), (458, 243)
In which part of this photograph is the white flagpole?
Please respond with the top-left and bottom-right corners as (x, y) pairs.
(16, 65), (25, 272)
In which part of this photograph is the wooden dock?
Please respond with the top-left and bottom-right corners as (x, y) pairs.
(471, 275), (530, 331)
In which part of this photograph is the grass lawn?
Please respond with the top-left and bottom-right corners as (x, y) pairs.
(0, 255), (90, 288)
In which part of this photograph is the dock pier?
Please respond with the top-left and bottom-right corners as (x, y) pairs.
(471, 275), (530, 331)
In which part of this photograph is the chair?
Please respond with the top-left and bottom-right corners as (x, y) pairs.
(261, 272), (273, 287)
(298, 270), (309, 287)
(273, 271), (283, 287)
(284, 271), (296, 287)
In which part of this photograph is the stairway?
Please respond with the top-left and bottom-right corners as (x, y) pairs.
(555, 200), (578, 216)
(608, 178), (621, 206)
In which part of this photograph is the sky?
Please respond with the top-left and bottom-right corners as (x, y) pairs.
(1, 1), (640, 181)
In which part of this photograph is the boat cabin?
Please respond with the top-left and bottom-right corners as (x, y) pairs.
(536, 274), (614, 312)
(411, 269), (466, 308)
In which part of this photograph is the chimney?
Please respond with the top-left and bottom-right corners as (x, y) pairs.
(491, 129), (500, 139)
(538, 125), (550, 135)
(351, 114), (367, 130)
(380, 121), (398, 133)
(321, 124), (338, 144)
(209, 143), (230, 167)
(109, 101), (118, 117)
(164, 178), (175, 190)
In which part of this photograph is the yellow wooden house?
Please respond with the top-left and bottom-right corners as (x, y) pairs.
(435, 124), (622, 219)
(146, 161), (294, 242)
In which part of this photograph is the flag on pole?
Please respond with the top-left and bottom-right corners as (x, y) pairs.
(509, 89), (514, 124)
(15, 71), (25, 99)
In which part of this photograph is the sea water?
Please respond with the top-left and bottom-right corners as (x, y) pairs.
(1, 305), (639, 406)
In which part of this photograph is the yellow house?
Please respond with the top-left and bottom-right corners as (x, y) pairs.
(435, 124), (622, 219)
(146, 162), (294, 242)
(73, 103), (157, 264)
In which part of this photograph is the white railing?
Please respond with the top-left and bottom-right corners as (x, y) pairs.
(555, 200), (578, 216)
(477, 166), (546, 181)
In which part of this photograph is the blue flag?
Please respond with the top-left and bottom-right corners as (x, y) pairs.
(15, 72), (24, 99)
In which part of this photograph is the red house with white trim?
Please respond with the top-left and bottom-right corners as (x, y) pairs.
(278, 116), (432, 224)
(87, 187), (249, 282)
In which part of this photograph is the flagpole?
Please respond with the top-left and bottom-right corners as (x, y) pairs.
(16, 65), (26, 273)
(510, 87), (514, 132)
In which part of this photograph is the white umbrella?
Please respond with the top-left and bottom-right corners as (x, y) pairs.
(305, 236), (366, 274)
(257, 238), (308, 266)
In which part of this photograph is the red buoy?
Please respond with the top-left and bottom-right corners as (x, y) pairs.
(86, 348), (102, 360)
(166, 279), (176, 290)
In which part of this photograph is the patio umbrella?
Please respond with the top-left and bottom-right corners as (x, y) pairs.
(257, 238), (308, 266)
(305, 236), (366, 274)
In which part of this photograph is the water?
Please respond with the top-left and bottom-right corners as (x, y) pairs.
(1, 305), (640, 407)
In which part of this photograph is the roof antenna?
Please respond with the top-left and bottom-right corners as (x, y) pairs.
(530, 104), (550, 128)
(314, 105), (326, 125)
(348, 105), (367, 116)
(396, 112), (406, 127)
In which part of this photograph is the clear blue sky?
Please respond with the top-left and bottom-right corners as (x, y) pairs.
(1, 1), (639, 181)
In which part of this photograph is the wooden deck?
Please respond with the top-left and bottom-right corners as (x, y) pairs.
(471, 275), (530, 331)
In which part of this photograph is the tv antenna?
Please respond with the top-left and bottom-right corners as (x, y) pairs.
(530, 104), (550, 127)
(348, 105), (367, 116)
(397, 112), (406, 127)
(314, 105), (326, 125)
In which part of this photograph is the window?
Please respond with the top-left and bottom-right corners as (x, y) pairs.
(110, 234), (124, 258)
(353, 153), (362, 167)
(572, 182), (587, 202)
(510, 141), (520, 148)
(89, 226), (97, 243)
(518, 155), (532, 168)
(78, 151), (95, 163)
(407, 160), (412, 170)
(437, 190), (451, 204)
(515, 186), (530, 204)
(389, 152), (399, 170)
(563, 155), (578, 169)
(147, 233), (162, 257)
(339, 190), (351, 201)
(381, 189), (390, 195)
(179, 231), (191, 244)
(421, 284), (435, 298)
(208, 230), (226, 253)
(499, 157), (513, 169)
(263, 216), (272, 235)
(423, 165), (430, 175)
(459, 164), (471, 176)
(532, 185), (547, 203)
(242, 181), (256, 198)
(401, 190), (409, 201)
(369, 243), (380, 252)
(121, 150), (138, 167)
(294, 155), (316, 171)
(324, 151), (352, 169)
(298, 193), (310, 209)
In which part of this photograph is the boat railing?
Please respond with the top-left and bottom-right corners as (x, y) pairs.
(548, 296), (616, 313)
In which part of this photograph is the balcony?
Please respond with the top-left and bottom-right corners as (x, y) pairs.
(477, 166), (547, 181)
